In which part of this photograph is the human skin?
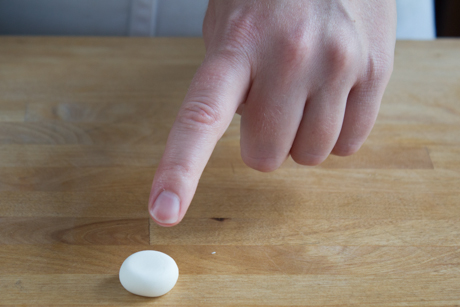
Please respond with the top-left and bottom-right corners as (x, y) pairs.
(148, 0), (397, 226)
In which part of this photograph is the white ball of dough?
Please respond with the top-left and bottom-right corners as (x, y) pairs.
(119, 250), (179, 297)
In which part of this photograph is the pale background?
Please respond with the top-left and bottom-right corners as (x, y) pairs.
(0, 0), (435, 39)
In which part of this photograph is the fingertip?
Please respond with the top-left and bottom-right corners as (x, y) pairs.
(290, 150), (327, 166)
(149, 190), (182, 227)
(331, 142), (362, 157)
(241, 152), (285, 172)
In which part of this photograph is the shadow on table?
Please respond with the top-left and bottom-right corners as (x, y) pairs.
(93, 274), (166, 304)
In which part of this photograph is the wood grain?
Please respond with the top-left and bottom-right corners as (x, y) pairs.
(0, 101), (26, 122)
(1, 37), (460, 305)
(428, 145), (460, 169)
(1, 274), (460, 306)
(0, 191), (149, 217)
(0, 145), (164, 167)
(151, 218), (460, 246)
(2, 245), (458, 275)
(0, 217), (149, 245)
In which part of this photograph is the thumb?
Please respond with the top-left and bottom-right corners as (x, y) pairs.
(148, 55), (250, 226)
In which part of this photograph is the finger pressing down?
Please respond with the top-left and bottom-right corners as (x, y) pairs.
(149, 55), (250, 226)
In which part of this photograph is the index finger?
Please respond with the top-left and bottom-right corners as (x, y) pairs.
(148, 55), (250, 226)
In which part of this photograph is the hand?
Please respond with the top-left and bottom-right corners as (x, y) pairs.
(148, 0), (397, 226)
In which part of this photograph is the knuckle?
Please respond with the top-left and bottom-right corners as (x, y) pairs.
(327, 38), (358, 72)
(160, 161), (195, 179)
(216, 12), (258, 60)
(279, 31), (310, 68)
(178, 99), (222, 129)
(366, 52), (394, 82)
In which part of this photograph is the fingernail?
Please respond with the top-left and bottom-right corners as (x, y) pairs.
(150, 191), (180, 224)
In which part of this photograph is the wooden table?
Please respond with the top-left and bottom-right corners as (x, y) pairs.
(0, 37), (459, 306)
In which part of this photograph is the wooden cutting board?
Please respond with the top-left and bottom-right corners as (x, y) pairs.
(0, 37), (459, 306)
